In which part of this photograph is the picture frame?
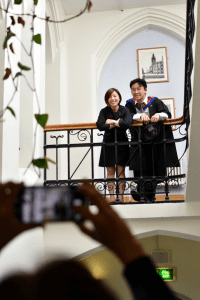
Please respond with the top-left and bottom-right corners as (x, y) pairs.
(137, 47), (169, 83)
(160, 98), (176, 129)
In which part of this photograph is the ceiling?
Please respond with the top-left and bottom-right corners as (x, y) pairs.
(60, 0), (186, 15)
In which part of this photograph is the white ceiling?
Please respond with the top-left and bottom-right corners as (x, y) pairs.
(60, 0), (186, 15)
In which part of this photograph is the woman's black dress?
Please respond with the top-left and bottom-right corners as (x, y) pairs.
(96, 105), (132, 167)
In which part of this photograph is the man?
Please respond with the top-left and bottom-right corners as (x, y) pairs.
(125, 78), (179, 202)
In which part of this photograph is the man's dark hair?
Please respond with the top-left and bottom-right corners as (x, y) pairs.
(130, 78), (147, 89)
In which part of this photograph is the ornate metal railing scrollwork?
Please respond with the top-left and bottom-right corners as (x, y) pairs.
(44, 123), (186, 204)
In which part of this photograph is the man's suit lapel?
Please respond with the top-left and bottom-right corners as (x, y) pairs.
(148, 97), (156, 118)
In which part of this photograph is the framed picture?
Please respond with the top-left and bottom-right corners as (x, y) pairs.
(160, 98), (176, 129)
(137, 47), (169, 83)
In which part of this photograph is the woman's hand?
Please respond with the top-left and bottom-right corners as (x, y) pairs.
(115, 118), (120, 127)
(105, 119), (120, 129)
(0, 182), (40, 250)
(73, 180), (145, 265)
(105, 119), (114, 125)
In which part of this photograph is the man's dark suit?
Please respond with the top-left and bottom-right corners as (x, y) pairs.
(125, 97), (179, 202)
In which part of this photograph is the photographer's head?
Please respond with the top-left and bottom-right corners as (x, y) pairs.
(130, 78), (147, 103)
(0, 260), (119, 300)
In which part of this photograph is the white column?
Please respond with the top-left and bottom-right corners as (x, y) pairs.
(32, 0), (46, 185)
(19, 0), (35, 185)
(13, 0), (46, 186)
(60, 41), (68, 180)
(1, 4), (22, 183)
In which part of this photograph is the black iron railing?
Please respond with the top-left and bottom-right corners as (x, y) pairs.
(44, 120), (186, 204)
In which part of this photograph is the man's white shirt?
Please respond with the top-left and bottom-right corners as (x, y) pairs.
(132, 96), (168, 121)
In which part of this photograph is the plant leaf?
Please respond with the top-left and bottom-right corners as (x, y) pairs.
(88, 1), (92, 12)
(9, 43), (15, 53)
(18, 17), (25, 27)
(3, 32), (15, 49)
(14, 72), (22, 79)
(14, 0), (23, 4)
(34, 0), (38, 5)
(35, 114), (48, 128)
(18, 62), (31, 71)
(45, 157), (57, 165)
(3, 68), (11, 80)
(10, 16), (15, 26)
(32, 158), (48, 169)
(6, 106), (16, 117)
(33, 34), (41, 45)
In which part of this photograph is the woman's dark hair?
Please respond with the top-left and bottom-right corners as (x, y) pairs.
(104, 88), (122, 106)
(130, 78), (147, 89)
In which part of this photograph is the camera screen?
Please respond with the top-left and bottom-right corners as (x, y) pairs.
(18, 187), (84, 224)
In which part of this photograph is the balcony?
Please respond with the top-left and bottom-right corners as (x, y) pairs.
(44, 116), (186, 204)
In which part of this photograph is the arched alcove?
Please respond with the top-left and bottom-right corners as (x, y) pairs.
(77, 232), (199, 300)
(74, 230), (200, 260)
(95, 8), (185, 82)
(91, 7), (186, 120)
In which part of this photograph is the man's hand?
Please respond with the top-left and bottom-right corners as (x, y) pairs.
(73, 180), (145, 265)
(0, 182), (40, 250)
(140, 113), (150, 125)
(151, 113), (160, 123)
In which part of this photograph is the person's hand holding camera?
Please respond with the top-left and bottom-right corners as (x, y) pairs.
(0, 182), (40, 250)
(73, 180), (145, 265)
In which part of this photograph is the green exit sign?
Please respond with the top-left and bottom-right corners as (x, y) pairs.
(156, 268), (176, 281)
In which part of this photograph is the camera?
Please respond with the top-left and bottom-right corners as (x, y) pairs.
(15, 186), (89, 224)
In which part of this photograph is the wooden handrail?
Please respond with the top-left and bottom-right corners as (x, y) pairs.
(44, 116), (185, 131)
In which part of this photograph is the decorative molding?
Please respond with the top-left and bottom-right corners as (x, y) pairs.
(93, 8), (186, 84)
(74, 230), (200, 261)
(0, 7), (3, 20)
(0, 0), (7, 19)
(46, 0), (65, 62)
(135, 230), (200, 242)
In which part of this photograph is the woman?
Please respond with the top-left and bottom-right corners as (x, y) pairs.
(96, 88), (132, 203)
